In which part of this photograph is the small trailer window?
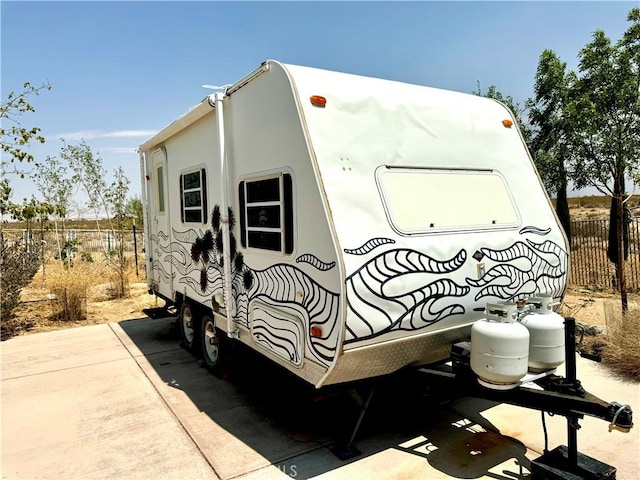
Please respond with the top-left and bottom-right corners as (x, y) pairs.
(156, 164), (165, 215)
(239, 174), (293, 254)
(180, 168), (208, 223)
(377, 167), (519, 234)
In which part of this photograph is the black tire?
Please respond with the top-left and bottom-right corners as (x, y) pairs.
(200, 315), (221, 373)
(179, 302), (200, 353)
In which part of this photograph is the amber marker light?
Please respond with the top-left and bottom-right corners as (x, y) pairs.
(502, 119), (513, 128)
(310, 326), (323, 337)
(310, 95), (327, 107)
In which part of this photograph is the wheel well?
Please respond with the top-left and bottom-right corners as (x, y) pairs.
(176, 294), (214, 319)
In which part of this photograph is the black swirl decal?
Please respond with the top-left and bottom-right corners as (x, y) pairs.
(296, 254), (336, 271)
(519, 226), (552, 236)
(249, 264), (340, 364)
(344, 248), (468, 342)
(344, 237), (395, 255)
(466, 238), (567, 301)
(170, 205), (341, 366)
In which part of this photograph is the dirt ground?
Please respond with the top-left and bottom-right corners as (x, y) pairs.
(10, 275), (635, 337)
(558, 287), (639, 325)
(10, 279), (160, 336)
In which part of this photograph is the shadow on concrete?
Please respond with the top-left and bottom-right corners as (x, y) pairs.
(117, 316), (529, 479)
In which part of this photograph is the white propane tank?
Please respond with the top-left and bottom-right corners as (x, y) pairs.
(471, 303), (530, 390)
(521, 295), (565, 372)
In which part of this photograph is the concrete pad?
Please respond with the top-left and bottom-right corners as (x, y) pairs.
(250, 412), (530, 480)
(115, 317), (638, 480)
(3, 316), (638, 480)
(1, 325), (218, 480)
(115, 319), (331, 480)
(235, 401), (531, 480)
(111, 316), (179, 357)
(1, 324), (130, 379)
(226, 362), (637, 480)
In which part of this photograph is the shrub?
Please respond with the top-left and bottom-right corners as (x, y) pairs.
(106, 265), (130, 300)
(1, 240), (42, 339)
(603, 304), (640, 379)
(58, 238), (78, 262)
(47, 261), (94, 321)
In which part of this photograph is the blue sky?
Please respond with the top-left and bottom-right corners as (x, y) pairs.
(1, 1), (636, 209)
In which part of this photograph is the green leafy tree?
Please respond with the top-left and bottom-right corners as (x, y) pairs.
(33, 155), (75, 264)
(61, 140), (131, 298)
(0, 81), (51, 173)
(1, 80), (51, 224)
(2, 194), (55, 269)
(106, 166), (130, 297)
(0, 179), (13, 218)
(5, 197), (54, 233)
(0, 81), (51, 337)
(124, 196), (143, 229)
(527, 49), (575, 243)
(569, 8), (640, 311)
(60, 141), (110, 223)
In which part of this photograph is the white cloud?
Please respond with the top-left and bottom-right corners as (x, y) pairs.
(53, 130), (100, 141)
(107, 130), (158, 138)
(103, 147), (138, 154)
(53, 129), (157, 141)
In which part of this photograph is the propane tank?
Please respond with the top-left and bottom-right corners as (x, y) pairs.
(471, 303), (530, 390)
(521, 295), (565, 372)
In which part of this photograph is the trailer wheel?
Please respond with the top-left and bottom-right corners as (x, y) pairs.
(201, 315), (221, 372)
(179, 302), (199, 352)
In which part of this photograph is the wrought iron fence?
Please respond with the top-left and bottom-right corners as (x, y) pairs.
(570, 218), (640, 292)
(3, 221), (639, 292)
(1, 228), (144, 263)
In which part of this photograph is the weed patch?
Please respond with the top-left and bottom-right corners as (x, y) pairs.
(45, 261), (103, 322)
(602, 303), (640, 379)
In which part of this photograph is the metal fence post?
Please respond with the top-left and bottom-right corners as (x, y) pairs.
(133, 225), (139, 278)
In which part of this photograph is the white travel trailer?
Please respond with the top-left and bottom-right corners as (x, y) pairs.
(139, 60), (569, 389)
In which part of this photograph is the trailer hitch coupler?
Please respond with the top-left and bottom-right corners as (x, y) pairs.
(608, 402), (633, 433)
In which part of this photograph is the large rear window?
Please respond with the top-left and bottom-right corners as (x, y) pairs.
(376, 167), (519, 235)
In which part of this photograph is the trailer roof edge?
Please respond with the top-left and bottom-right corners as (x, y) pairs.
(138, 97), (215, 152)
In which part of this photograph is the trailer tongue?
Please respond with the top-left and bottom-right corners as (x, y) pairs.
(412, 315), (632, 479)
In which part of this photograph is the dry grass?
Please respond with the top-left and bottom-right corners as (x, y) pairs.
(554, 289), (640, 380)
(40, 260), (102, 321)
(602, 302), (640, 379)
(3, 256), (154, 339)
(29, 259), (140, 324)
